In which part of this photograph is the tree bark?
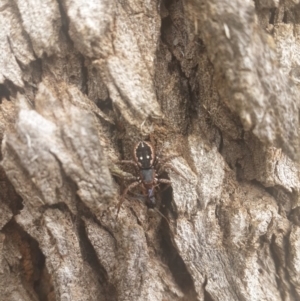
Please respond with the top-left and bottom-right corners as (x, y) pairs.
(0, 0), (300, 300)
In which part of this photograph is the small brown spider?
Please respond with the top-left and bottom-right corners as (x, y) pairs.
(116, 141), (182, 214)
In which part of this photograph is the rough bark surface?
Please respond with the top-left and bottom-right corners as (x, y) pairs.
(0, 0), (300, 301)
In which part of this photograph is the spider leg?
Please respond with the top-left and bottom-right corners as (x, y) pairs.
(121, 175), (137, 181)
(155, 178), (172, 193)
(118, 160), (139, 172)
(110, 165), (136, 180)
(116, 181), (141, 215)
(118, 160), (138, 166)
(153, 208), (170, 226)
(155, 155), (181, 175)
(156, 154), (181, 168)
(149, 133), (156, 148)
(158, 162), (188, 181)
(157, 178), (172, 185)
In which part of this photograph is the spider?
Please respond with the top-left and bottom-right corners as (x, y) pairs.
(116, 141), (182, 215)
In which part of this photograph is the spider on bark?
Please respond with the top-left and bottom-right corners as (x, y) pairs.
(116, 140), (184, 215)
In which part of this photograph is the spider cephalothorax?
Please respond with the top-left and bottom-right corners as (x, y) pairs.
(117, 141), (181, 214)
(133, 141), (155, 168)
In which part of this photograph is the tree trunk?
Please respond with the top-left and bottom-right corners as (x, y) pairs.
(0, 0), (300, 300)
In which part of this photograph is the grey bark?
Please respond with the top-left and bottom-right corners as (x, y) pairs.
(0, 0), (300, 301)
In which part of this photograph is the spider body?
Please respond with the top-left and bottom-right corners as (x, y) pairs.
(117, 141), (178, 214)
(134, 141), (158, 192)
